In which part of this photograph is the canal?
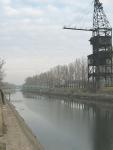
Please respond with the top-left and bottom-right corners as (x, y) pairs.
(11, 91), (113, 150)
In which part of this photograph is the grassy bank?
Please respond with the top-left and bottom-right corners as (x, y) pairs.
(22, 86), (113, 104)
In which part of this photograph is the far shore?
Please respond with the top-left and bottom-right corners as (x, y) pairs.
(21, 87), (113, 108)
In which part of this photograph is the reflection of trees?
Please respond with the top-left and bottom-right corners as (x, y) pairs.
(22, 92), (39, 99)
(22, 92), (113, 150)
(93, 107), (113, 150)
(61, 100), (113, 150)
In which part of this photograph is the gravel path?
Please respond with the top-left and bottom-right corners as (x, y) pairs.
(0, 103), (43, 150)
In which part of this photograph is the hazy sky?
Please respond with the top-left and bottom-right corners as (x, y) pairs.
(0, 0), (113, 85)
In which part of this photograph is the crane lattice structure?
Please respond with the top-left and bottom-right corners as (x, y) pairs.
(64, 0), (113, 88)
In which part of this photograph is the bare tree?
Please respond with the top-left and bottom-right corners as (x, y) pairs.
(0, 58), (5, 85)
(23, 57), (88, 90)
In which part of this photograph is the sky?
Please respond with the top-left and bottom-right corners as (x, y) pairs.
(0, 0), (113, 85)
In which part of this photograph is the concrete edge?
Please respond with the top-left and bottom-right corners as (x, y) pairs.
(7, 101), (44, 150)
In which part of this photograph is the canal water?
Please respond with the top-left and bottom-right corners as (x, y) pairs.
(11, 91), (113, 150)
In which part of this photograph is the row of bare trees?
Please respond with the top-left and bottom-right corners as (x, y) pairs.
(24, 57), (88, 89)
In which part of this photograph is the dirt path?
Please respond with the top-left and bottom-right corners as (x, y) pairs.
(0, 103), (44, 150)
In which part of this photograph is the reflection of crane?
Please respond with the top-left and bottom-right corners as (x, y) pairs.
(64, 0), (113, 88)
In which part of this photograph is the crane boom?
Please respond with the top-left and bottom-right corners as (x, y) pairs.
(63, 0), (113, 88)
(63, 26), (93, 31)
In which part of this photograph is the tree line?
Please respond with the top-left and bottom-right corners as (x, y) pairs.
(24, 57), (88, 89)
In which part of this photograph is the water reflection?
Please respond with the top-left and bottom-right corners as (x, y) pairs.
(93, 107), (113, 150)
(11, 92), (113, 150)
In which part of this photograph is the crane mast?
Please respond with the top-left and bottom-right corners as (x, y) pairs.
(64, 0), (113, 88)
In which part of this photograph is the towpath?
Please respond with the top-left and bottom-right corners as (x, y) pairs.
(0, 95), (43, 150)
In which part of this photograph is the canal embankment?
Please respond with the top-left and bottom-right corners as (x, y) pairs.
(0, 95), (44, 150)
(22, 87), (113, 105)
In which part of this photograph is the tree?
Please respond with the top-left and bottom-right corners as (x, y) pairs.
(0, 58), (5, 85)
(23, 57), (88, 89)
